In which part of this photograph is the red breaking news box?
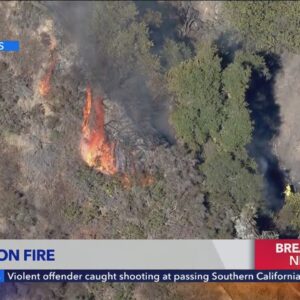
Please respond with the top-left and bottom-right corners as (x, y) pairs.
(255, 240), (300, 270)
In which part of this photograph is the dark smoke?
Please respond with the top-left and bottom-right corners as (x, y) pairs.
(246, 53), (287, 210)
(45, 1), (175, 144)
(34, 2), (291, 210)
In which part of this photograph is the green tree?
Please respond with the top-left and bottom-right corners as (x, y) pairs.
(201, 147), (263, 212)
(90, 2), (160, 83)
(142, 9), (162, 28)
(167, 43), (223, 150)
(219, 52), (268, 152)
(279, 192), (300, 231)
(224, 1), (300, 53)
(160, 38), (192, 70)
(167, 43), (266, 231)
(167, 44), (268, 152)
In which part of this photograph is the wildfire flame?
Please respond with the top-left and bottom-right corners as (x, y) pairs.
(121, 173), (155, 189)
(140, 174), (155, 186)
(80, 86), (117, 175)
(80, 86), (155, 187)
(38, 58), (56, 97)
(39, 34), (57, 97)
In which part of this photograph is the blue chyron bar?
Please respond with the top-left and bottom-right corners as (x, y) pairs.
(3, 270), (300, 283)
(0, 270), (4, 283)
(0, 41), (20, 52)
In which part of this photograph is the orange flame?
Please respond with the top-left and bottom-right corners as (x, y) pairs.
(121, 172), (155, 189)
(140, 174), (155, 187)
(80, 86), (155, 187)
(39, 34), (57, 97)
(38, 58), (56, 97)
(80, 86), (117, 175)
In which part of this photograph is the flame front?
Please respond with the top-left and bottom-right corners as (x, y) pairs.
(39, 35), (57, 97)
(39, 58), (56, 97)
(80, 86), (117, 175)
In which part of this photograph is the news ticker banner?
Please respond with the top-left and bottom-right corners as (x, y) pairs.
(0, 240), (300, 283)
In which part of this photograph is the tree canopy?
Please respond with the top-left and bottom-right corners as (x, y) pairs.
(90, 1), (160, 82)
(167, 43), (267, 153)
(167, 43), (266, 226)
(224, 1), (300, 53)
(279, 191), (300, 231)
(167, 43), (223, 150)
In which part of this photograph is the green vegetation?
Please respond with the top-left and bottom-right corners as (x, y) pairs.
(160, 38), (192, 70)
(224, 1), (300, 53)
(91, 2), (160, 82)
(167, 43), (223, 150)
(167, 43), (266, 219)
(279, 192), (300, 231)
(202, 148), (263, 211)
(142, 8), (162, 28)
(167, 44), (267, 152)
(220, 52), (269, 152)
